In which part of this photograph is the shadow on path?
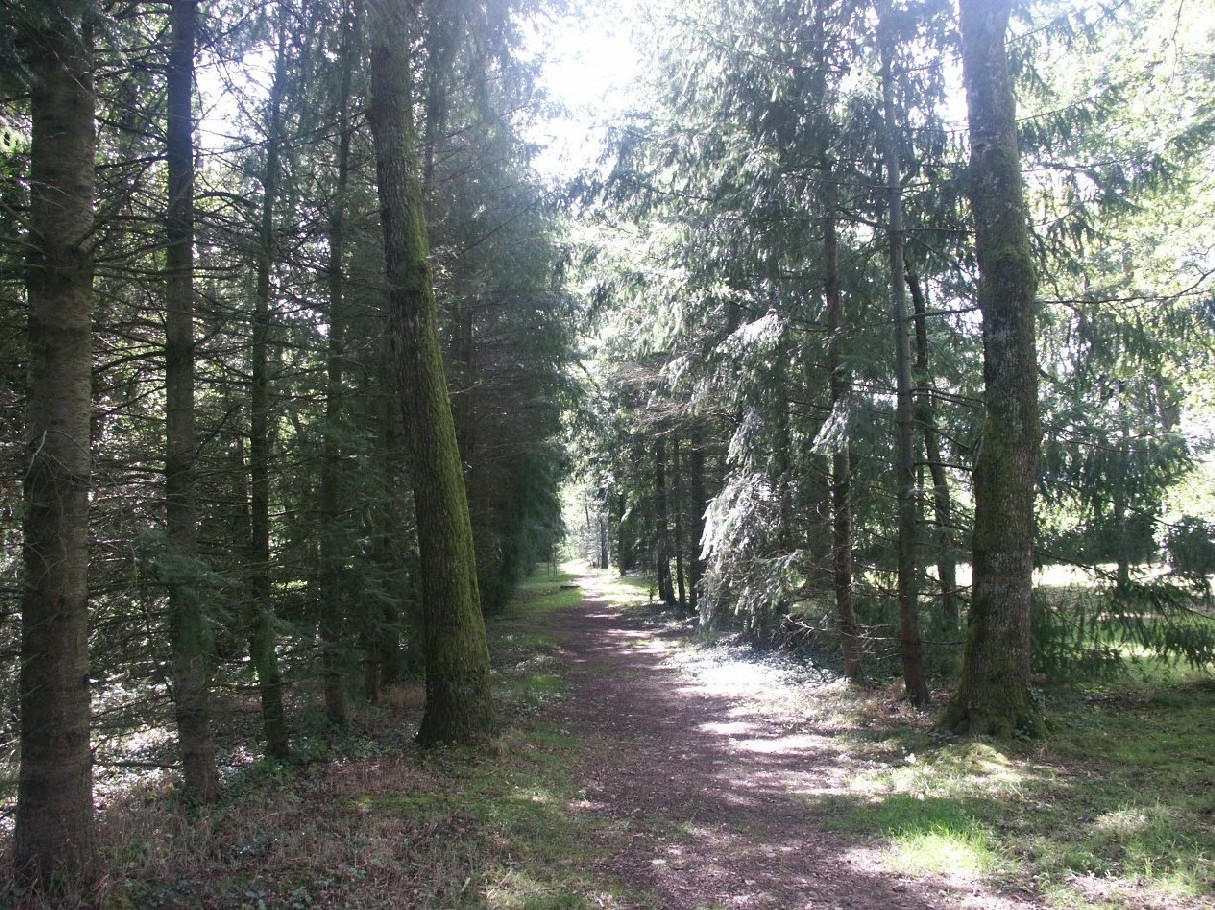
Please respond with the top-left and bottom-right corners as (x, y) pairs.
(549, 575), (1044, 910)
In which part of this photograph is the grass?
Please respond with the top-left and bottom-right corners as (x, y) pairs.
(806, 670), (1215, 908)
(581, 571), (656, 610)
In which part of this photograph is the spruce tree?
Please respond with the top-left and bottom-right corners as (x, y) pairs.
(941, 0), (1048, 738)
(12, 0), (98, 887)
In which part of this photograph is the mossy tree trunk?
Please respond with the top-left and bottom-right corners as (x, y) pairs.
(13, 6), (98, 889)
(941, 0), (1047, 738)
(367, 0), (495, 747)
(165, 0), (220, 799)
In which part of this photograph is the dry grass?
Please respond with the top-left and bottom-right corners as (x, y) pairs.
(0, 571), (642, 910)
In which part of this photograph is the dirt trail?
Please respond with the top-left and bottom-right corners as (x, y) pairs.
(550, 574), (1045, 910)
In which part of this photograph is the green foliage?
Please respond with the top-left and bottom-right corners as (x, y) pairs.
(1031, 588), (1125, 679)
(577, 0), (986, 668)
(1166, 515), (1215, 578)
(1032, 579), (1215, 679)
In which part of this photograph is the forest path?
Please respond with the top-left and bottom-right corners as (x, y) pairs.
(548, 571), (1045, 910)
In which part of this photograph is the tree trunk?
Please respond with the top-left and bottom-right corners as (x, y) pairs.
(653, 437), (675, 604)
(598, 513), (610, 573)
(367, 0), (495, 747)
(908, 271), (959, 631)
(249, 23), (290, 761)
(823, 199), (863, 683)
(687, 432), (707, 613)
(165, 0), (220, 800)
(318, 0), (361, 729)
(942, 0), (1047, 738)
(616, 489), (633, 574)
(880, 33), (929, 708)
(673, 437), (687, 609)
(14, 13), (98, 889)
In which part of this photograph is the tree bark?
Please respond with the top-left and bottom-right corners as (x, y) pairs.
(942, 0), (1047, 738)
(367, 0), (495, 747)
(880, 32), (929, 708)
(14, 10), (98, 888)
(249, 22), (290, 760)
(318, 0), (361, 729)
(165, 0), (220, 800)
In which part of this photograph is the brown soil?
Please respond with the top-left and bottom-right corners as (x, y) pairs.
(550, 574), (1048, 910)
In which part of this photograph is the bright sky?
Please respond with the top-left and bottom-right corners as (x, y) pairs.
(525, 0), (642, 181)
(197, 0), (644, 177)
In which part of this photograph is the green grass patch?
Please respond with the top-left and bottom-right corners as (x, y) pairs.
(489, 570), (578, 718)
(1031, 682), (1215, 899)
(885, 827), (1001, 877)
(490, 571), (583, 671)
(504, 571), (585, 618)
(809, 678), (1215, 908)
(582, 570), (656, 610)
(821, 793), (1004, 879)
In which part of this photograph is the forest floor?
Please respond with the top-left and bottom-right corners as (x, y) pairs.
(543, 571), (1041, 910)
(4, 565), (1213, 910)
(510, 566), (1215, 910)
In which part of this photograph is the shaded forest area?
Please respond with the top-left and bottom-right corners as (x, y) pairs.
(1, 0), (1214, 905)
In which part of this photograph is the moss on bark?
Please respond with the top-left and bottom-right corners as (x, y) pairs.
(943, 0), (1046, 738)
(367, 0), (495, 747)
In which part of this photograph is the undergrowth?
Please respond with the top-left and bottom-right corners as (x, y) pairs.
(0, 570), (644, 910)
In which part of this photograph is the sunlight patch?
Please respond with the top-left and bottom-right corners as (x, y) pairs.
(1092, 807), (1151, 836)
(697, 720), (755, 736)
(884, 829), (999, 878)
(733, 733), (822, 755)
